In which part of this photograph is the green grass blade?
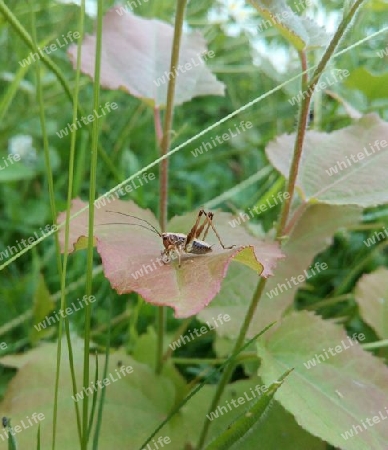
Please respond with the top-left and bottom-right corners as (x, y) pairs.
(36, 424), (41, 450)
(3, 419), (18, 450)
(205, 369), (294, 450)
(92, 298), (111, 450)
(0, 63), (29, 122)
(82, 0), (103, 447)
(87, 352), (100, 441)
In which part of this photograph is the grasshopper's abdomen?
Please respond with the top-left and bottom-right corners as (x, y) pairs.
(187, 239), (212, 254)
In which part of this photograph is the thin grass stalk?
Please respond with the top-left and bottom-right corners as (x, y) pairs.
(0, 0), (121, 181)
(28, 3), (76, 448)
(82, 0), (103, 447)
(87, 352), (99, 441)
(92, 298), (112, 449)
(51, 0), (87, 445)
(0, 63), (29, 122)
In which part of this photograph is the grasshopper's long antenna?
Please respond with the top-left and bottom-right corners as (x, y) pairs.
(101, 222), (160, 236)
(104, 211), (161, 236)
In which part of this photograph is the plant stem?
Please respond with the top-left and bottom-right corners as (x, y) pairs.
(196, 278), (268, 449)
(309, 0), (365, 90)
(158, 0), (188, 230)
(196, 2), (367, 447)
(54, 1), (86, 445)
(276, 50), (310, 237)
(277, 0), (366, 235)
(154, 106), (163, 144)
(82, 0), (103, 447)
(162, 318), (191, 363)
(155, 0), (188, 375)
(156, 307), (165, 375)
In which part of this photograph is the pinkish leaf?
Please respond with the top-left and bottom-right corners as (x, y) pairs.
(266, 114), (388, 207)
(57, 200), (283, 318)
(67, 8), (225, 108)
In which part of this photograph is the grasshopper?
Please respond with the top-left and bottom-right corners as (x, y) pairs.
(104, 209), (235, 267)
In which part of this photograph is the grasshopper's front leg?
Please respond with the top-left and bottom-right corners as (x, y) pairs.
(161, 245), (183, 267)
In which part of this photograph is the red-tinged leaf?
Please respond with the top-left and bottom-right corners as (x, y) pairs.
(67, 8), (225, 108)
(266, 114), (388, 207)
(57, 200), (283, 318)
(355, 267), (388, 339)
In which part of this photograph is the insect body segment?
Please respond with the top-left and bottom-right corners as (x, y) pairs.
(186, 239), (213, 254)
(161, 232), (187, 265)
(104, 209), (234, 268)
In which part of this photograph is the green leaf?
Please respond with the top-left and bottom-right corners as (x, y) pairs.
(355, 267), (388, 339)
(205, 369), (293, 450)
(0, 329), (276, 450)
(345, 68), (388, 100)
(140, 325), (275, 449)
(192, 380), (325, 449)
(132, 326), (187, 397)
(30, 274), (55, 344)
(5, 418), (18, 450)
(243, 400), (326, 450)
(256, 311), (388, 450)
(0, 342), (189, 449)
(365, 0), (388, 11)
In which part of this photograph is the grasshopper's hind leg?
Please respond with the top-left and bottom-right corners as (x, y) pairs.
(201, 211), (235, 250)
(185, 210), (206, 250)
